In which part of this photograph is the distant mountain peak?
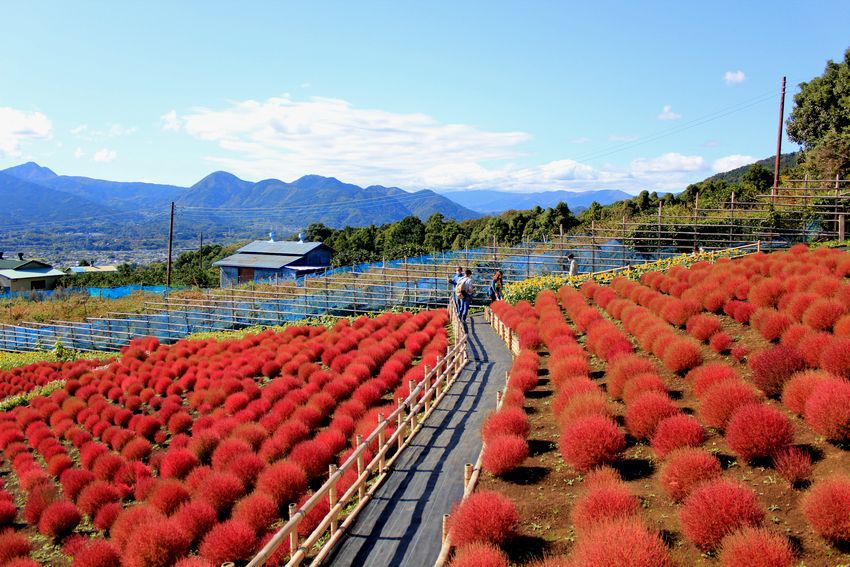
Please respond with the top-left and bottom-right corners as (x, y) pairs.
(2, 161), (57, 183)
(291, 174), (352, 190)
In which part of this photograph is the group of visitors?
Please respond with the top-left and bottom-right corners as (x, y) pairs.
(447, 267), (505, 324)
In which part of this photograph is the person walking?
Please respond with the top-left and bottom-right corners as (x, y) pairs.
(567, 253), (578, 277)
(448, 266), (463, 309)
(489, 270), (504, 302)
(456, 269), (473, 323)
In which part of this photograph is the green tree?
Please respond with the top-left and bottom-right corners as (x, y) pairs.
(786, 48), (850, 149)
(805, 130), (850, 179)
(424, 213), (447, 251)
(304, 222), (334, 242)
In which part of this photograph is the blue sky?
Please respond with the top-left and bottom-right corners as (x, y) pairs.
(1, 1), (848, 194)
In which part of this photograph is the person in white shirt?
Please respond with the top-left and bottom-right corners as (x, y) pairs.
(456, 269), (473, 323)
(567, 253), (578, 277)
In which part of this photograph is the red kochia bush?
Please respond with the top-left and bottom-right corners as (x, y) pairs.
(76, 480), (121, 518)
(660, 448), (722, 501)
(624, 392), (679, 440)
(820, 337), (850, 378)
(559, 416), (625, 472)
(679, 479), (765, 549)
(199, 519), (258, 565)
(482, 435), (528, 476)
(748, 346), (807, 397)
(195, 471), (245, 517)
(698, 380), (763, 429)
(718, 527), (794, 567)
(802, 298), (845, 331)
(481, 408), (530, 443)
(803, 378), (850, 441)
(725, 404), (794, 462)
(448, 491), (519, 546)
(448, 542), (509, 567)
(0, 530), (31, 563)
(231, 491), (278, 533)
(110, 504), (165, 550)
(256, 460), (308, 508)
(781, 371), (831, 415)
(686, 314), (722, 342)
(123, 520), (192, 567)
(70, 540), (121, 567)
(38, 500), (81, 538)
(662, 338), (703, 374)
(687, 363), (740, 398)
(0, 500), (17, 527)
(801, 477), (850, 542)
(570, 483), (639, 535)
(651, 414), (704, 458)
(568, 519), (672, 567)
(772, 447), (812, 484)
(172, 501), (217, 544)
(606, 355), (655, 400)
(147, 479), (191, 515)
(621, 374), (667, 405)
(710, 332), (733, 354)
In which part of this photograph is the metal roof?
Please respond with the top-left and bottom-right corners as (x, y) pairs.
(236, 240), (325, 255)
(213, 253), (303, 270)
(0, 268), (66, 281)
(0, 259), (51, 270)
(69, 265), (119, 274)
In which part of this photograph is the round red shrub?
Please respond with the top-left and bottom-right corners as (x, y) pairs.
(199, 519), (258, 565)
(569, 518), (672, 567)
(0, 500), (17, 527)
(781, 371), (831, 415)
(662, 338), (703, 374)
(231, 491), (278, 533)
(687, 363), (740, 399)
(195, 471), (245, 518)
(686, 314), (721, 342)
(679, 479), (765, 549)
(624, 392), (679, 440)
(559, 416), (625, 472)
(725, 403), (794, 462)
(60, 469), (95, 503)
(123, 519), (191, 567)
(698, 380), (763, 429)
(448, 491), (519, 546)
(70, 540), (120, 567)
(803, 378), (850, 441)
(76, 481), (121, 518)
(172, 500), (217, 544)
(24, 481), (58, 525)
(621, 374), (667, 405)
(650, 414), (704, 458)
(93, 501), (121, 532)
(0, 529), (31, 564)
(482, 435), (528, 476)
(146, 479), (191, 515)
(448, 542), (509, 567)
(211, 438), (252, 471)
(748, 346), (807, 397)
(110, 504), (165, 550)
(557, 391), (609, 428)
(660, 448), (722, 501)
(718, 527), (794, 567)
(772, 447), (812, 484)
(256, 460), (308, 508)
(570, 483), (639, 535)
(174, 558), (215, 567)
(820, 337), (850, 378)
(481, 408), (530, 443)
(710, 332), (733, 354)
(38, 500), (81, 538)
(801, 477), (850, 542)
(802, 298), (845, 331)
(606, 355), (656, 400)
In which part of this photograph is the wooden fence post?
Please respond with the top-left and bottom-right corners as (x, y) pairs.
(464, 463), (473, 491)
(328, 464), (338, 535)
(377, 414), (386, 473)
(289, 503), (298, 553)
(356, 436), (366, 501)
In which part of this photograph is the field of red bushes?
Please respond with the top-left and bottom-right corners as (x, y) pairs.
(446, 245), (850, 567)
(0, 309), (449, 566)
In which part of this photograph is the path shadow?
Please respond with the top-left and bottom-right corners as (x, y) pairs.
(504, 534), (549, 564)
(527, 390), (552, 399)
(501, 465), (550, 485)
(716, 452), (737, 469)
(528, 439), (557, 457)
(659, 530), (680, 549)
(590, 370), (606, 380)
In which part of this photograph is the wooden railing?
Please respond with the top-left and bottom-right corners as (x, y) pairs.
(248, 304), (469, 567)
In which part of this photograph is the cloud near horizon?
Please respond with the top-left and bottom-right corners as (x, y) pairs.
(712, 154), (755, 173)
(723, 70), (746, 86)
(170, 94), (711, 194)
(0, 106), (52, 158)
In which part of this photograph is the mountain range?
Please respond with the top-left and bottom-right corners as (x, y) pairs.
(440, 188), (634, 214)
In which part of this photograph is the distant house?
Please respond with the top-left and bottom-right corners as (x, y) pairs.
(0, 253), (65, 293)
(213, 236), (333, 287)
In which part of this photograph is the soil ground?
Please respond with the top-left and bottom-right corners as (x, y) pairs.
(479, 307), (850, 567)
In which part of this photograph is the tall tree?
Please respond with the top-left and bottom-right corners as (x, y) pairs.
(786, 48), (850, 149)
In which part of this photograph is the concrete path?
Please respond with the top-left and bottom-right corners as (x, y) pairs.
(324, 313), (511, 567)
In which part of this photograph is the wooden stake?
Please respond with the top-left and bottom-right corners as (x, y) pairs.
(328, 464), (338, 535)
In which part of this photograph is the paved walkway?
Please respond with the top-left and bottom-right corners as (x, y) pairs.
(324, 313), (511, 567)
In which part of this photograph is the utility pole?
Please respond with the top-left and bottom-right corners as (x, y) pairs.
(772, 76), (787, 198)
(166, 202), (175, 289)
(198, 232), (204, 273)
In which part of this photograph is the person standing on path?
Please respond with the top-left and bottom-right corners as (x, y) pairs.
(448, 266), (463, 310)
(488, 270), (504, 303)
(567, 253), (578, 277)
(456, 269), (473, 323)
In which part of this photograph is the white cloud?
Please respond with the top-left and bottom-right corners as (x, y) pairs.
(93, 148), (117, 162)
(70, 124), (88, 136)
(73, 147), (85, 159)
(169, 94), (710, 194)
(723, 70), (746, 86)
(161, 110), (182, 131)
(0, 107), (52, 157)
(108, 124), (137, 137)
(712, 154), (755, 173)
(609, 134), (639, 142)
(571, 136), (590, 144)
(630, 152), (704, 175)
(657, 105), (682, 121)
